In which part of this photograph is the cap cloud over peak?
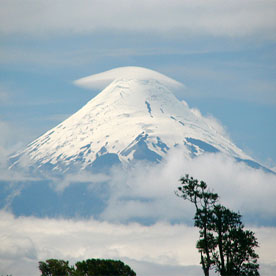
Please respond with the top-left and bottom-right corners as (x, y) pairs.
(74, 66), (184, 90)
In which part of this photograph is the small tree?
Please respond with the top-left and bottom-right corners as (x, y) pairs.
(176, 174), (259, 276)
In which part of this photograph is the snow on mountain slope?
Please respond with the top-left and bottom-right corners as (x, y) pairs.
(10, 67), (254, 174)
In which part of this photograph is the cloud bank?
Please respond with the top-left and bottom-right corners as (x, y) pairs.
(96, 150), (276, 225)
(2, 147), (276, 225)
(0, 211), (275, 276)
(1, 0), (275, 39)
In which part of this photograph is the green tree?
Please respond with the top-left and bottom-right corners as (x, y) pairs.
(39, 259), (73, 276)
(74, 259), (136, 276)
(38, 258), (136, 276)
(176, 174), (259, 276)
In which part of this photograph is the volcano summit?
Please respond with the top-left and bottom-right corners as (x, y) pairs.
(10, 67), (265, 174)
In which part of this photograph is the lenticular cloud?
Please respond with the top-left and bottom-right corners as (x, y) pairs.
(74, 66), (184, 90)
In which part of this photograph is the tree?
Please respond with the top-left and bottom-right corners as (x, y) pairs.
(74, 259), (136, 276)
(39, 259), (73, 276)
(38, 258), (136, 276)
(176, 174), (259, 276)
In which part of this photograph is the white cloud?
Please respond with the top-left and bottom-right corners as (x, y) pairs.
(74, 66), (183, 90)
(0, 0), (275, 39)
(3, 146), (275, 225)
(99, 150), (276, 224)
(0, 211), (198, 276)
(190, 107), (229, 138)
(0, 211), (275, 276)
(50, 171), (110, 192)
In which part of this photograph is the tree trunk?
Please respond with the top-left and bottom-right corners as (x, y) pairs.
(217, 213), (226, 275)
(203, 215), (210, 276)
(201, 252), (209, 276)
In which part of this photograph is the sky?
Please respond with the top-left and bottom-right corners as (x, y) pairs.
(1, 0), (276, 166)
(0, 1), (276, 275)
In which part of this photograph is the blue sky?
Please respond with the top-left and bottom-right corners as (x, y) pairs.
(0, 0), (276, 167)
(0, 1), (276, 275)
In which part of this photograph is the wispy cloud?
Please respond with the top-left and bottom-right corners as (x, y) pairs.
(98, 150), (276, 225)
(189, 106), (229, 138)
(0, 0), (275, 39)
(159, 64), (276, 105)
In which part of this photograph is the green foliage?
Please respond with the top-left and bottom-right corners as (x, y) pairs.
(176, 174), (259, 276)
(38, 258), (136, 276)
(39, 259), (73, 276)
(74, 259), (136, 276)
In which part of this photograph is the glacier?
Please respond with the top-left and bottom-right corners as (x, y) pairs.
(9, 66), (257, 175)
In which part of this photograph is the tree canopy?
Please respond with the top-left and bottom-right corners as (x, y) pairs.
(39, 259), (72, 276)
(176, 174), (259, 276)
(39, 258), (136, 276)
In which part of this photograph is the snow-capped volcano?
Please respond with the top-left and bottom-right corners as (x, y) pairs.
(10, 67), (259, 174)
